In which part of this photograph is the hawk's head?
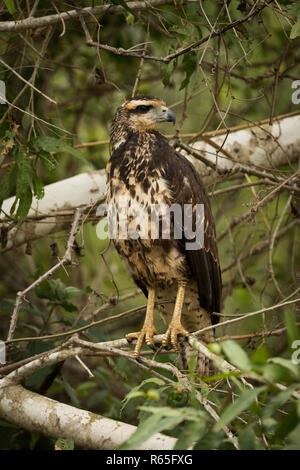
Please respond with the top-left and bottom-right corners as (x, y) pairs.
(110, 96), (175, 150)
(121, 96), (175, 129)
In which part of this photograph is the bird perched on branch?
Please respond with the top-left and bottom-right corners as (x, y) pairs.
(106, 96), (221, 376)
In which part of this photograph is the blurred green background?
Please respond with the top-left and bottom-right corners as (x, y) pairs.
(0, 0), (299, 450)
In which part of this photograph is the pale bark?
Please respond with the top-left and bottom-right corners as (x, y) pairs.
(0, 336), (235, 449)
(182, 114), (300, 184)
(0, 0), (176, 33)
(1, 114), (299, 252)
(1, 170), (106, 252)
(0, 379), (176, 450)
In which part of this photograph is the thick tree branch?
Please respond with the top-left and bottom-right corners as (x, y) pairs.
(0, 380), (176, 450)
(1, 171), (106, 252)
(0, 0), (274, 65)
(80, 1), (274, 64)
(1, 113), (299, 252)
(1, 334), (240, 449)
(0, 0), (176, 33)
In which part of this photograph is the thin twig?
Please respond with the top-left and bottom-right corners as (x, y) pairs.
(268, 194), (293, 298)
(0, 57), (56, 104)
(6, 207), (85, 341)
(132, 24), (150, 97)
(193, 297), (300, 337)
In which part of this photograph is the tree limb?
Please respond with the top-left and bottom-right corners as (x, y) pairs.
(0, 0), (176, 33)
(1, 114), (299, 252)
(0, 379), (176, 450)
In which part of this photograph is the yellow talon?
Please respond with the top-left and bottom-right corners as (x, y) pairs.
(126, 287), (157, 358)
(162, 283), (189, 351)
(162, 322), (189, 352)
(126, 326), (157, 357)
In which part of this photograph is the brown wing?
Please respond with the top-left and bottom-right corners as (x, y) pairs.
(155, 137), (222, 321)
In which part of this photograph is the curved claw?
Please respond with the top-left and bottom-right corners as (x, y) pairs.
(162, 322), (189, 352)
(126, 326), (157, 357)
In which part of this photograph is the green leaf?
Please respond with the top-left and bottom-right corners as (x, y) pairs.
(76, 381), (97, 395)
(274, 405), (299, 441)
(61, 378), (81, 408)
(124, 390), (145, 400)
(162, 60), (177, 87)
(188, 353), (197, 375)
(15, 147), (33, 220)
(32, 172), (44, 199)
(287, 3), (300, 18)
(251, 345), (269, 364)
(0, 164), (17, 210)
(121, 378), (165, 414)
(267, 357), (299, 378)
(262, 386), (298, 423)
(33, 136), (87, 163)
(179, 51), (197, 91)
(35, 279), (91, 303)
(194, 429), (224, 450)
(238, 423), (257, 450)
(290, 22), (300, 39)
(138, 405), (207, 421)
(174, 420), (206, 450)
(16, 187), (32, 220)
(24, 341), (54, 358)
(25, 364), (54, 388)
(38, 150), (57, 171)
(262, 363), (291, 383)
(214, 386), (266, 432)
(64, 286), (92, 299)
(284, 423), (300, 450)
(146, 389), (160, 401)
(87, 390), (109, 409)
(119, 412), (182, 450)
(221, 340), (252, 372)
(16, 147), (32, 187)
(55, 437), (74, 450)
(59, 300), (77, 312)
(23, 341), (55, 388)
(4, 0), (15, 15)
(167, 389), (188, 408)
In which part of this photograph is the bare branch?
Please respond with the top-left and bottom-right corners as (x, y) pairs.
(0, 0), (176, 33)
(6, 207), (85, 341)
(0, 380), (176, 450)
(193, 297), (300, 337)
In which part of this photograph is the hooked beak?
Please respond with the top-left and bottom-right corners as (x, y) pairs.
(157, 107), (176, 125)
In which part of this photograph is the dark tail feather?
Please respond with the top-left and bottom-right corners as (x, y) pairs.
(180, 344), (211, 376)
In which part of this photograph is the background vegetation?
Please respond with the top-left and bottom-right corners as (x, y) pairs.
(0, 0), (300, 450)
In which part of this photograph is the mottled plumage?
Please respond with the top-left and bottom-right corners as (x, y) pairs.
(106, 96), (222, 375)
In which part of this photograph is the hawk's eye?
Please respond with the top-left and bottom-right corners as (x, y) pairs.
(136, 105), (152, 112)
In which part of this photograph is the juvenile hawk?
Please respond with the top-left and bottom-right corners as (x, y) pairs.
(106, 96), (221, 375)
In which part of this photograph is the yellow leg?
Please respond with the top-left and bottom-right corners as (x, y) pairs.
(126, 287), (157, 357)
(162, 283), (189, 351)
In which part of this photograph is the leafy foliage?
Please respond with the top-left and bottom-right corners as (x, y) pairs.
(119, 334), (300, 450)
(54, 437), (75, 450)
(0, 0), (299, 451)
